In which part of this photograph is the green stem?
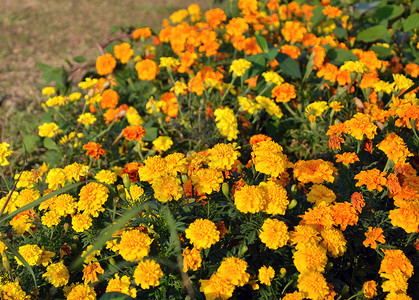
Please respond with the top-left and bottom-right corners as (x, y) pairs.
(282, 102), (298, 118)
(221, 75), (237, 102)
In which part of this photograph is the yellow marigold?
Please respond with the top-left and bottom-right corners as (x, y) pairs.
(379, 249), (414, 278)
(46, 168), (66, 190)
(217, 257), (250, 287)
(305, 101), (329, 121)
(138, 155), (167, 183)
(96, 53), (116, 75)
(15, 188), (40, 208)
(354, 168), (387, 192)
(77, 113), (96, 125)
(63, 162), (88, 182)
(0, 142), (13, 167)
(42, 86), (55, 96)
(340, 61), (367, 74)
(381, 269), (409, 294)
(42, 210), (62, 227)
(377, 133), (412, 165)
(234, 184), (266, 214)
(151, 174), (183, 202)
(363, 280), (378, 299)
(200, 272), (235, 300)
(293, 243), (327, 273)
(81, 245), (100, 264)
(294, 159), (337, 184)
(152, 136), (173, 152)
(134, 259), (163, 289)
(208, 143), (241, 171)
(329, 101), (343, 111)
(72, 213), (93, 232)
(259, 181), (289, 215)
(42, 262), (69, 287)
(95, 170), (117, 185)
(297, 271), (329, 300)
(252, 140), (288, 178)
(10, 210), (36, 235)
(126, 106), (144, 126)
(255, 95), (283, 118)
(185, 219), (220, 250)
(16, 244), (43, 266)
(182, 247), (202, 272)
(191, 168), (223, 195)
(135, 59), (159, 81)
(259, 218), (289, 250)
(262, 71), (284, 85)
(238, 96), (261, 114)
(363, 227), (386, 249)
(385, 292), (412, 300)
(106, 274), (137, 298)
(78, 182), (109, 217)
(335, 152), (359, 164)
(214, 107), (239, 141)
(345, 113), (378, 140)
(0, 282), (29, 299)
(320, 227), (347, 257)
(125, 184), (144, 203)
(118, 229), (153, 262)
(165, 153), (187, 175)
(389, 201), (419, 233)
(258, 266), (275, 286)
(159, 57), (180, 68)
(282, 291), (306, 300)
(68, 92), (81, 101)
(46, 95), (67, 107)
(67, 284), (96, 300)
(306, 184), (336, 206)
(114, 42), (133, 64)
(290, 225), (322, 248)
(230, 59), (252, 77)
(14, 171), (34, 189)
(38, 122), (61, 138)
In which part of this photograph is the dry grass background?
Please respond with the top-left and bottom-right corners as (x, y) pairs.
(0, 0), (211, 163)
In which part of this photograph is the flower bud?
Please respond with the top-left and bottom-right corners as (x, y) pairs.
(288, 199), (298, 209)
(222, 183), (230, 199)
(280, 267), (286, 278)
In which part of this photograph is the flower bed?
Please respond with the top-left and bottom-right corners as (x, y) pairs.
(0, 0), (419, 299)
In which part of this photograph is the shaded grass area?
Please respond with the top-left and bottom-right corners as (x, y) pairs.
(0, 0), (210, 170)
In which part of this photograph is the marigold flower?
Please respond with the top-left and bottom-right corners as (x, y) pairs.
(134, 259), (163, 289)
(260, 181), (289, 215)
(118, 229), (153, 262)
(151, 174), (183, 202)
(185, 219), (220, 250)
(200, 272), (235, 300)
(96, 53), (116, 75)
(363, 280), (378, 299)
(255, 95), (283, 118)
(258, 266), (275, 286)
(389, 203), (419, 233)
(122, 125), (146, 142)
(331, 202), (358, 231)
(10, 210), (37, 235)
(182, 247), (202, 272)
(72, 213), (93, 232)
(214, 107), (239, 141)
(100, 89), (119, 109)
(345, 113), (378, 140)
(66, 284), (97, 300)
(335, 152), (359, 165)
(152, 136), (173, 152)
(113, 42), (133, 64)
(306, 184), (336, 206)
(322, 5), (342, 18)
(363, 227), (385, 249)
(271, 83), (296, 103)
(379, 249), (414, 278)
(217, 257), (250, 287)
(252, 140), (288, 178)
(293, 242), (327, 273)
(43, 262), (69, 287)
(230, 59), (252, 77)
(381, 269), (409, 294)
(297, 271), (329, 300)
(133, 27), (152, 39)
(205, 8), (227, 29)
(83, 142), (107, 160)
(377, 133), (412, 165)
(38, 122), (62, 138)
(294, 159), (337, 184)
(16, 244), (43, 266)
(281, 21), (307, 43)
(106, 274), (137, 297)
(191, 168), (223, 195)
(259, 218), (289, 249)
(290, 225), (322, 248)
(82, 261), (104, 284)
(320, 227), (347, 257)
(45, 168), (66, 190)
(208, 143), (241, 171)
(78, 182), (109, 217)
(234, 184), (266, 214)
(0, 282), (29, 299)
(355, 168), (387, 192)
(351, 192), (365, 213)
(95, 170), (117, 185)
(135, 59), (159, 81)
(299, 205), (334, 228)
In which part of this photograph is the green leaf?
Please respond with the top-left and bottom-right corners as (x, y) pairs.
(333, 27), (347, 39)
(412, 0), (419, 13)
(255, 35), (268, 53)
(245, 54), (266, 79)
(275, 53), (301, 79)
(262, 48), (279, 62)
(357, 25), (390, 42)
(43, 137), (58, 150)
(143, 127), (158, 142)
(370, 45), (392, 58)
(100, 292), (135, 300)
(327, 48), (359, 65)
(73, 56), (86, 63)
(23, 135), (40, 152)
(374, 5), (404, 21)
(309, 6), (325, 30)
(403, 14), (419, 32)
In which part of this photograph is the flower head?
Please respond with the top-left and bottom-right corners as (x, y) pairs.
(185, 219), (220, 250)
(134, 259), (163, 289)
(259, 218), (289, 249)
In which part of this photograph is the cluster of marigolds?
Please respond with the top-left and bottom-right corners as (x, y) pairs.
(1, 0), (419, 299)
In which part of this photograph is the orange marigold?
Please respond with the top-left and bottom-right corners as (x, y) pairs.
(113, 43), (133, 64)
(363, 227), (385, 249)
(83, 142), (106, 160)
(234, 184), (266, 214)
(132, 27), (152, 39)
(345, 113), (378, 140)
(335, 152), (359, 164)
(100, 89), (119, 109)
(259, 218), (289, 250)
(294, 159), (337, 184)
(354, 168), (387, 192)
(135, 59), (159, 81)
(377, 133), (412, 165)
(122, 125), (146, 141)
(96, 53), (117, 75)
(297, 271), (329, 300)
(379, 249), (414, 278)
(271, 83), (296, 103)
(351, 192), (365, 213)
(293, 243), (327, 273)
(331, 202), (358, 231)
(322, 5), (342, 18)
